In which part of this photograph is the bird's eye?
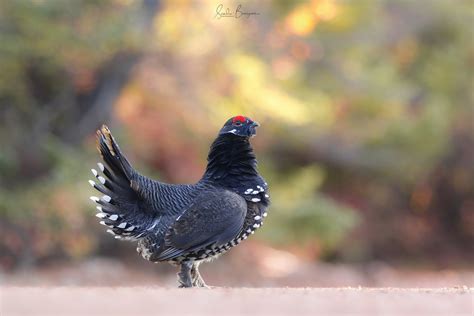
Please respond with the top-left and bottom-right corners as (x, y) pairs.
(234, 121), (242, 126)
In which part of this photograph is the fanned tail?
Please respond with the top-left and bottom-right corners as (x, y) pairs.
(88, 125), (151, 240)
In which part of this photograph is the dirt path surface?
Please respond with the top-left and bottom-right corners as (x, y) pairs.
(1, 287), (472, 316)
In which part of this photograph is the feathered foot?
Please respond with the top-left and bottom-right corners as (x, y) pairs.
(177, 262), (193, 288)
(191, 262), (210, 288)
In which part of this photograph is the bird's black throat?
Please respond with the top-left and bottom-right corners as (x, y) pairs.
(202, 134), (258, 186)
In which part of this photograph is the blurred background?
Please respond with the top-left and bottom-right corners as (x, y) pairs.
(0, 0), (473, 287)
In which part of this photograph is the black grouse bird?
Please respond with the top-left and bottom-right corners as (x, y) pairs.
(89, 116), (269, 287)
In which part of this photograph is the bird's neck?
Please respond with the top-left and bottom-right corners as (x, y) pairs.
(202, 134), (258, 184)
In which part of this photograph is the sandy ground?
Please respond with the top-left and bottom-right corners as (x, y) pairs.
(2, 247), (473, 315)
(2, 256), (473, 288)
(1, 287), (472, 316)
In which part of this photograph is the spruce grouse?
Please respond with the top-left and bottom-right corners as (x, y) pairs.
(89, 116), (269, 287)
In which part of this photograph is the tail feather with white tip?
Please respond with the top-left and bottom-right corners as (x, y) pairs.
(88, 125), (156, 240)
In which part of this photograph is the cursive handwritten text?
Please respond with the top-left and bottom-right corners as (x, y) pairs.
(215, 4), (260, 19)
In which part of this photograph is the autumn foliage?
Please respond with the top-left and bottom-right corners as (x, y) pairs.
(0, 0), (472, 270)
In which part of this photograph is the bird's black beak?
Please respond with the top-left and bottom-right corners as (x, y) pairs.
(249, 121), (259, 137)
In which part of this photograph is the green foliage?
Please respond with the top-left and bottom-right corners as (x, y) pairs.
(0, 1), (140, 104)
(259, 165), (358, 255)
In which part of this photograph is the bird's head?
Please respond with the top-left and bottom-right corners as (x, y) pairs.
(219, 115), (260, 138)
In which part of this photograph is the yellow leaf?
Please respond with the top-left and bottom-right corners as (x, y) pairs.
(286, 4), (318, 36)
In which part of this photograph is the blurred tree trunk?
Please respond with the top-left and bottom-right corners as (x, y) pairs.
(1, 0), (160, 186)
(0, 0), (161, 269)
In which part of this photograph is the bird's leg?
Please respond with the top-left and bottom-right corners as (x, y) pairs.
(191, 262), (210, 288)
(177, 261), (193, 288)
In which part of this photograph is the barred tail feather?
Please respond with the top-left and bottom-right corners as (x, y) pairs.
(88, 125), (152, 241)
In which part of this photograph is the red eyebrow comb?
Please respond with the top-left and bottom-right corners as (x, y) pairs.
(232, 116), (246, 123)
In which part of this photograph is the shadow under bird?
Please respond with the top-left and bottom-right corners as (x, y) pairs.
(89, 116), (269, 287)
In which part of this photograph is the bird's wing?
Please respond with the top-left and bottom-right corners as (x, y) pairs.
(89, 125), (159, 240)
(154, 189), (247, 261)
